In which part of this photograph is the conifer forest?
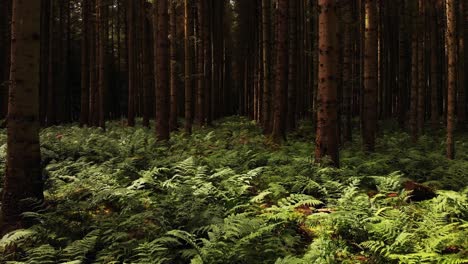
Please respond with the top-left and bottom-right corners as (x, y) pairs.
(1, 0), (468, 263)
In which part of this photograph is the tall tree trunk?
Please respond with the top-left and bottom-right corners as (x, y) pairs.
(80, 0), (90, 127)
(127, 0), (135, 126)
(0, 0), (12, 120)
(287, 0), (297, 131)
(446, 0), (456, 159)
(271, 0), (288, 142)
(1, 0), (43, 233)
(155, 0), (170, 140)
(261, 0), (272, 134)
(47, 0), (56, 126)
(430, 0), (439, 129)
(417, 0), (425, 134)
(195, 0), (206, 125)
(342, 0), (353, 143)
(98, 0), (107, 129)
(315, 0), (339, 166)
(142, 1), (152, 128)
(184, 0), (193, 134)
(362, 0), (378, 151)
(457, 0), (466, 127)
(169, 1), (178, 130)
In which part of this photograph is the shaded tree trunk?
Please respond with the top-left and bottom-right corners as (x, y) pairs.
(155, 0), (170, 140)
(184, 0), (194, 134)
(169, 1), (178, 131)
(127, 0), (136, 126)
(271, 0), (289, 142)
(362, 0), (378, 151)
(315, 0), (339, 166)
(446, 0), (456, 159)
(80, 0), (90, 127)
(1, 0), (43, 233)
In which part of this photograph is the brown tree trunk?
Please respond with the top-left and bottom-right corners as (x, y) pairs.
(457, 0), (466, 127)
(1, 0), (43, 233)
(342, 0), (353, 143)
(142, 1), (151, 128)
(80, 0), (90, 127)
(127, 0), (135, 126)
(261, 0), (272, 134)
(46, 0), (56, 126)
(287, 0), (297, 131)
(417, 0), (425, 135)
(430, 0), (439, 129)
(196, 0), (206, 126)
(169, 1), (178, 131)
(98, 0), (107, 130)
(271, 0), (289, 142)
(0, 0), (11, 120)
(155, 0), (170, 140)
(362, 0), (378, 151)
(184, 0), (193, 134)
(315, 0), (339, 166)
(446, 0), (456, 159)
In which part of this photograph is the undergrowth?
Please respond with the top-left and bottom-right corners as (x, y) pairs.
(0, 117), (466, 263)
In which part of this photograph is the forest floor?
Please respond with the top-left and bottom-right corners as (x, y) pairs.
(0, 117), (467, 263)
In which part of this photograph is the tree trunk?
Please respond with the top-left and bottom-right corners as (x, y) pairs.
(446, 0), (456, 159)
(362, 0), (378, 151)
(1, 0), (43, 233)
(155, 0), (170, 140)
(98, 0), (107, 130)
(457, 0), (466, 127)
(430, 0), (439, 129)
(0, 0), (11, 120)
(196, 0), (206, 126)
(271, 0), (289, 142)
(261, 0), (272, 134)
(342, 0), (353, 143)
(184, 0), (193, 134)
(287, 0), (297, 131)
(80, 0), (90, 127)
(315, 0), (339, 166)
(127, 0), (135, 126)
(169, 1), (178, 131)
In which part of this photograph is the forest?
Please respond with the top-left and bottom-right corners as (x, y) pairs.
(0, 0), (467, 263)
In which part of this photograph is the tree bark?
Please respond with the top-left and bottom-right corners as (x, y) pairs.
(362, 0), (378, 151)
(80, 0), (90, 127)
(155, 0), (170, 140)
(184, 0), (194, 134)
(446, 0), (456, 159)
(169, 1), (178, 131)
(127, 0), (136, 126)
(271, 0), (289, 142)
(315, 0), (339, 166)
(1, 0), (43, 233)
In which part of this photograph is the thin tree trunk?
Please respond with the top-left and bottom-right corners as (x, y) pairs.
(80, 0), (90, 127)
(184, 0), (193, 134)
(261, 0), (272, 134)
(127, 0), (135, 126)
(446, 0), (456, 159)
(169, 1), (178, 130)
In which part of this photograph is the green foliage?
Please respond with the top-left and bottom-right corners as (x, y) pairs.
(0, 117), (467, 263)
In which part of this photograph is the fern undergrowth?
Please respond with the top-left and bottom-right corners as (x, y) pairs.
(0, 117), (466, 263)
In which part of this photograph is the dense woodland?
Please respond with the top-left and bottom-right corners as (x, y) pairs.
(0, 0), (467, 263)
